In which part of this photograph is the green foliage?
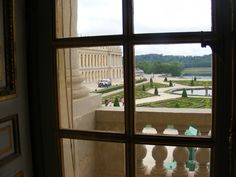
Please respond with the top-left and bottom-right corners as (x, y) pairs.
(172, 80), (212, 87)
(175, 103), (180, 108)
(135, 78), (147, 83)
(96, 85), (124, 94)
(113, 97), (120, 107)
(96, 78), (147, 94)
(150, 78), (153, 88)
(164, 77), (168, 82)
(182, 88), (188, 98)
(142, 84), (145, 91)
(103, 82), (168, 103)
(136, 54), (212, 68)
(190, 80), (194, 86)
(137, 97), (212, 108)
(194, 76), (197, 81)
(137, 60), (184, 76)
(183, 67), (212, 76)
(154, 87), (158, 95)
(169, 80), (173, 87)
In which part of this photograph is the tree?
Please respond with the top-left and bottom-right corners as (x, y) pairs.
(142, 84), (146, 91)
(164, 77), (168, 82)
(154, 87), (159, 95)
(169, 80), (173, 87)
(182, 88), (188, 98)
(190, 79), (194, 86)
(113, 97), (120, 107)
(150, 78), (153, 88)
(194, 76), (197, 81)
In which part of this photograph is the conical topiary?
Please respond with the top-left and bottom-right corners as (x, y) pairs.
(164, 77), (168, 82)
(154, 86), (159, 95)
(142, 84), (146, 91)
(182, 88), (188, 98)
(150, 78), (153, 88)
(113, 97), (120, 107)
(169, 80), (173, 87)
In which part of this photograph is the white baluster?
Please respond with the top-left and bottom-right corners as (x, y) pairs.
(172, 147), (189, 177)
(195, 148), (210, 177)
(136, 145), (148, 177)
(150, 145), (168, 177)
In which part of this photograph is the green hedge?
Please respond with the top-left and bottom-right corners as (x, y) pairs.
(95, 78), (147, 94)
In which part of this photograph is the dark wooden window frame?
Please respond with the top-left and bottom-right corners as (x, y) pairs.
(27, 0), (234, 177)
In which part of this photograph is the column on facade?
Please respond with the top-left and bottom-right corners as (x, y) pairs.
(94, 54), (96, 67)
(90, 54), (92, 68)
(116, 55), (119, 66)
(106, 55), (108, 67)
(84, 54), (86, 67)
(88, 55), (90, 68)
(97, 55), (100, 67)
(82, 54), (85, 67)
(79, 54), (82, 67)
(92, 55), (94, 67)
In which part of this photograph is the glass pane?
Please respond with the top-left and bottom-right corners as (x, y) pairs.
(57, 46), (125, 132)
(56, 0), (122, 38)
(134, 44), (212, 137)
(62, 139), (125, 177)
(134, 0), (212, 33)
(136, 144), (211, 176)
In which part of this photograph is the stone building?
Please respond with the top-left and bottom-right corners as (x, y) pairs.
(77, 46), (123, 83)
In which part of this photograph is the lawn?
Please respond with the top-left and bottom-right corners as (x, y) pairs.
(182, 67), (212, 76)
(102, 82), (168, 103)
(172, 80), (212, 87)
(137, 97), (212, 108)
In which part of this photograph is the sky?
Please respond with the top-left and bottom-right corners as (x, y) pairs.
(77, 0), (212, 56)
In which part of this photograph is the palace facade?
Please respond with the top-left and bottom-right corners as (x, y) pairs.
(77, 46), (123, 83)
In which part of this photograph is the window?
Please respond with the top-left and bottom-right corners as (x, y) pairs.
(28, 0), (234, 177)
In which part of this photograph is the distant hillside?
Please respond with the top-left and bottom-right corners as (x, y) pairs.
(136, 54), (212, 68)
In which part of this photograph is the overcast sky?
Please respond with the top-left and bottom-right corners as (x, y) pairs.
(77, 0), (212, 56)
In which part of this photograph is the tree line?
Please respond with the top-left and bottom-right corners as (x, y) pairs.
(136, 54), (212, 76)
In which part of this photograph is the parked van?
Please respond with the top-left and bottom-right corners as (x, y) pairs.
(98, 79), (112, 87)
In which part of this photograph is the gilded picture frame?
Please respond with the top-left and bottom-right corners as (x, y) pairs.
(0, 115), (20, 167)
(0, 0), (16, 101)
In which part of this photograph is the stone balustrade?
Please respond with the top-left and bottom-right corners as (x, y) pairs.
(95, 107), (211, 135)
(94, 107), (211, 177)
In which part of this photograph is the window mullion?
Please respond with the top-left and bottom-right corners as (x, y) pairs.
(123, 0), (135, 176)
(124, 42), (136, 177)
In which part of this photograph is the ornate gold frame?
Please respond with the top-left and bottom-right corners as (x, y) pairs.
(0, 0), (16, 101)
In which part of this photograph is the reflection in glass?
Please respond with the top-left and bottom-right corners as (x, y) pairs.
(62, 139), (125, 177)
(136, 144), (211, 176)
(134, 44), (212, 136)
(134, 0), (212, 33)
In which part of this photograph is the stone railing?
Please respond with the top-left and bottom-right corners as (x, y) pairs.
(94, 107), (211, 177)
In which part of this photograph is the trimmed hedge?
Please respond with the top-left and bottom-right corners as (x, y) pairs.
(95, 78), (147, 94)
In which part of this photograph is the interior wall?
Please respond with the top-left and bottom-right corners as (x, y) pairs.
(0, 0), (33, 176)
